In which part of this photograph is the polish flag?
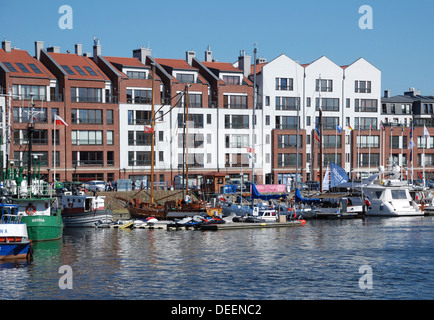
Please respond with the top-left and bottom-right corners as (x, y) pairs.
(144, 125), (154, 133)
(55, 115), (68, 126)
(246, 147), (255, 153)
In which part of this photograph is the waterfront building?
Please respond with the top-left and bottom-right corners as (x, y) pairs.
(0, 37), (432, 186)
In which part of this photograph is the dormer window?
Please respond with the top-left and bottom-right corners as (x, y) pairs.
(176, 73), (194, 83)
(223, 75), (240, 85)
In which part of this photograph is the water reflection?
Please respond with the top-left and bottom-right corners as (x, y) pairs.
(0, 217), (433, 300)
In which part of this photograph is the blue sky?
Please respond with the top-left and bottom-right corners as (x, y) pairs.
(1, 0), (433, 96)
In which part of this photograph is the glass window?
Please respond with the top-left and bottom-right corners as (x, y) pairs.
(84, 66), (97, 76)
(62, 65), (75, 75)
(16, 63), (30, 73)
(28, 63), (42, 74)
(3, 62), (17, 72)
(73, 66), (86, 75)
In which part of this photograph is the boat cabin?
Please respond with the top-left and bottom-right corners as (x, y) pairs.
(59, 191), (105, 212)
(203, 173), (227, 194)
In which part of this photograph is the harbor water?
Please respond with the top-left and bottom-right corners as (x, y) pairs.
(1, 216), (433, 300)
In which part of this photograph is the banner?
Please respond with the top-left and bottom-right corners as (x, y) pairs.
(330, 163), (349, 188)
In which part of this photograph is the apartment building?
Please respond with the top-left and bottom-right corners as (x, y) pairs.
(0, 40), (61, 181)
(1, 37), (432, 186)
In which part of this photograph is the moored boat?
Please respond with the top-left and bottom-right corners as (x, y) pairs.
(58, 191), (113, 227)
(0, 203), (32, 261)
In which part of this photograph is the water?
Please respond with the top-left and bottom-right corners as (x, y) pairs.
(1, 216), (433, 300)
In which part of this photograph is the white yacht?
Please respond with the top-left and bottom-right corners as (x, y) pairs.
(362, 179), (423, 217)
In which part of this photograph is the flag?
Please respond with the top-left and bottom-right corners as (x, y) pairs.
(391, 126), (393, 132)
(55, 114), (68, 126)
(408, 139), (415, 149)
(347, 125), (354, 131)
(336, 124), (342, 134)
(402, 127), (404, 133)
(315, 125), (320, 136)
(370, 124), (373, 131)
(423, 125), (430, 138)
(410, 126), (413, 139)
(314, 133), (321, 142)
(380, 121), (385, 131)
(246, 147), (255, 153)
(144, 125), (154, 133)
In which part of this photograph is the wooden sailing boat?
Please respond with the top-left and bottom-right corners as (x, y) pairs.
(116, 62), (167, 219)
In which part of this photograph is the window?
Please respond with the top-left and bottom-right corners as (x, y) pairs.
(357, 135), (380, 148)
(71, 87), (102, 103)
(224, 95), (247, 109)
(207, 114), (211, 124)
(28, 63), (42, 74)
(223, 75), (240, 85)
(73, 66), (86, 75)
(178, 113), (204, 128)
(3, 62), (17, 72)
(323, 135), (342, 148)
(132, 89), (152, 104)
(128, 131), (152, 146)
(106, 110), (113, 125)
(159, 151), (164, 162)
(16, 63), (30, 73)
(355, 117), (377, 130)
(224, 115), (249, 129)
(277, 135), (303, 148)
(62, 65), (75, 75)
(225, 134), (249, 148)
(355, 99), (378, 112)
(316, 98), (339, 111)
(265, 96), (270, 106)
(315, 79), (333, 92)
(315, 117), (339, 130)
(275, 116), (298, 129)
(307, 97), (311, 107)
(84, 66), (98, 76)
(355, 81), (372, 93)
(265, 115), (270, 125)
(72, 151), (104, 166)
(176, 73), (194, 83)
(276, 78), (294, 91)
(178, 133), (204, 148)
(277, 153), (302, 167)
(159, 131), (164, 142)
(127, 71), (146, 79)
(107, 131), (114, 145)
(346, 98), (350, 108)
(71, 130), (103, 145)
(71, 109), (103, 124)
(275, 97), (299, 110)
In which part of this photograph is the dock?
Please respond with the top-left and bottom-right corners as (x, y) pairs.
(198, 220), (303, 231)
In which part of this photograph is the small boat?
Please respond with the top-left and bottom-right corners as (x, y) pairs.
(0, 203), (32, 261)
(115, 196), (167, 220)
(58, 191), (113, 227)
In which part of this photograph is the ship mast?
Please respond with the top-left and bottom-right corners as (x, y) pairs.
(150, 62), (155, 204)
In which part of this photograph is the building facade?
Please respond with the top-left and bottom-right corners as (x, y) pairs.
(1, 38), (432, 188)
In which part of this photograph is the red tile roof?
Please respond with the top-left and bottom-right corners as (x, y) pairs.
(154, 58), (197, 70)
(202, 61), (241, 73)
(104, 56), (148, 68)
(0, 48), (55, 79)
(48, 52), (109, 80)
(250, 63), (267, 75)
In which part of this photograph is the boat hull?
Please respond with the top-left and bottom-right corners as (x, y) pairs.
(62, 209), (113, 227)
(365, 200), (424, 217)
(0, 242), (32, 261)
(21, 215), (63, 241)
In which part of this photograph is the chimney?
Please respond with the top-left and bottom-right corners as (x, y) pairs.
(46, 46), (60, 53)
(204, 45), (212, 62)
(133, 47), (152, 64)
(384, 90), (390, 98)
(2, 39), (11, 52)
(404, 87), (421, 97)
(238, 50), (251, 77)
(34, 41), (44, 60)
(93, 37), (101, 61)
(186, 50), (195, 65)
(75, 43), (82, 56)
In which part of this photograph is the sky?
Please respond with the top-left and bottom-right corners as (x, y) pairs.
(1, 0), (433, 96)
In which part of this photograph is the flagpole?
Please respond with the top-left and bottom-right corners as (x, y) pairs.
(369, 126), (371, 174)
(401, 127), (404, 181)
(390, 126), (393, 169)
(54, 117), (56, 182)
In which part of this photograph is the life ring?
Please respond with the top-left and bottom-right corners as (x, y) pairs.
(26, 204), (36, 215)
